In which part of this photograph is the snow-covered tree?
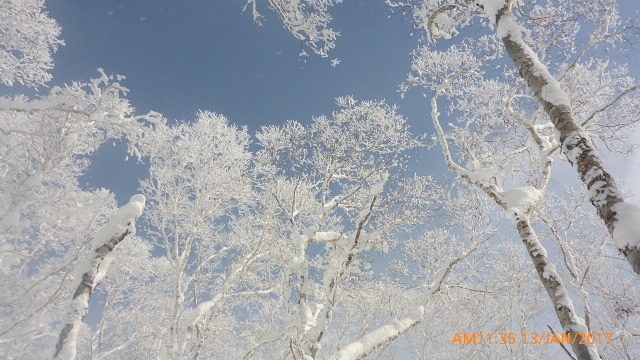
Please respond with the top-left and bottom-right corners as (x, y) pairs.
(399, 8), (640, 356)
(536, 189), (640, 359)
(247, 97), (443, 359)
(0, 0), (63, 87)
(135, 111), (256, 359)
(54, 194), (146, 360)
(389, 0), (640, 275)
(0, 70), (158, 357)
(394, 190), (550, 360)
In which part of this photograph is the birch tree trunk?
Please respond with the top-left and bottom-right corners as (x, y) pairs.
(429, 94), (601, 360)
(515, 216), (600, 360)
(54, 195), (145, 360)
(495, 4), (640, 274)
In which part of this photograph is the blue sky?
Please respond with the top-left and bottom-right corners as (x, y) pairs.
(46, 0), (420, 123)
(12, 0), (640, 204)
(5, 1), (638, 355)
(40, 0), (447, 202)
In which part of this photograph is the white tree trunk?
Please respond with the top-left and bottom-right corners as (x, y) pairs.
(430, 93), (601, 360)
(54, 195), (145, 360)
(515, 216), (601, 360)
(496, 5), (640, 275)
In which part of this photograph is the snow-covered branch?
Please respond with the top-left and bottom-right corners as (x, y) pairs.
(328, 236), (483, 360)
(328, 306), (424, 360)
(246, 0), (343, 58)
(54, 195), (145, 360)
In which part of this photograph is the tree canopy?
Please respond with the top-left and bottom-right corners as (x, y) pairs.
(1, 1), (640, 359)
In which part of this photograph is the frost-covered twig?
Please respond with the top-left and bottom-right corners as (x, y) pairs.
(547, 324), (578, 360)
(246, 0), (342, 58)
(581, 85), (639, 126)
(54, 195), (145, 360)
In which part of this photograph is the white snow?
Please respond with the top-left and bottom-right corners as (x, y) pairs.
(554, 286), (571, 308)
(0, 97), (70, 112)
(357, 208), (370, 224)
(324, 196), (341, 211)
(501, 186), (541, 218)
(563, 134), (584, 165)
(90, 194), (145, 249)
(56, 195), (145, 360)
(430, 12), (457, 39)
(92, 253), (115, 290)
(528, 243), (548, 257)
(542, 263), (556, 280)
(496, 11), (522, 36)
(291, 232), (309, 264)
(194, 299), (217, 318)
(69, 195), (145, 294)
(465, 166), (499, 183)
(580, 162), (619, 207)
(540, 82), (572, 107)
(477, 0), (507, 23)
(328, 306), (424, 360)
(313, 231), (341, 242)
(302, 303), (316, 331)
(612, 202), (640, 249)
(369, 172), (389, 196)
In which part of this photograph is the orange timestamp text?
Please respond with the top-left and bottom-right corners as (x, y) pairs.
(451, 332), (613, 345)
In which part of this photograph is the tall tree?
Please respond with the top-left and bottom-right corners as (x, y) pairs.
(139, 111), (257, 359)
(391, 0), (640, 274)
(400, 21), (639, 357)
(250, 96), (440, 359)
(0, 71), (158, 357)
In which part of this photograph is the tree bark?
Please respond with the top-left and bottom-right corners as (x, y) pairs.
(54, 228), (133, 360)
(515, 217), (601, 360)
(496, 7), (640, 275)
(54, 195), (144, 360)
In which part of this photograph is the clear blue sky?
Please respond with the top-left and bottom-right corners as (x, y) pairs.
(21, 0), (640, 203)
(41, 0), (444, 202)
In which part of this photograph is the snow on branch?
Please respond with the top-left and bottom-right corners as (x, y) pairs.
(246, 0), (343, 58)
(491, 2), (640, 273)
(0, 69), (162, 161)
(54, 195), (145, 360)
(327, 238), (483, 360)
(328, 306), (424, 360)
